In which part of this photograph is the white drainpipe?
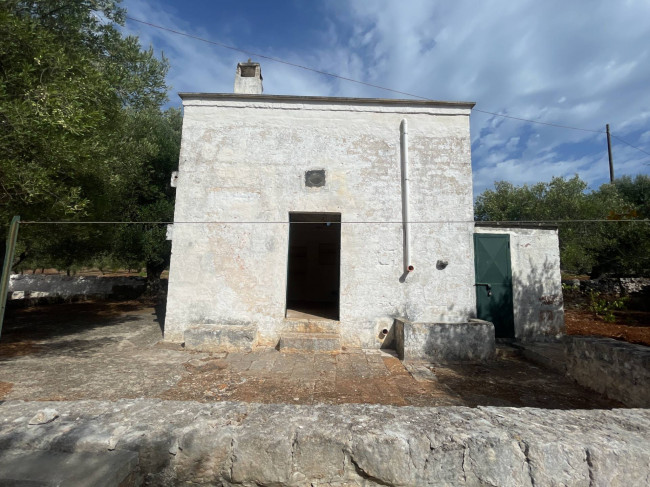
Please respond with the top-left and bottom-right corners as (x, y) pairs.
(400, 119), (414, 275)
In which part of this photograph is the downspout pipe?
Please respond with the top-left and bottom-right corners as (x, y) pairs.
(400, 119), (414, 274)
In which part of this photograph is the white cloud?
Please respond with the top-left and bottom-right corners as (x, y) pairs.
(327, 0), (650, 193)
(122, 0), (650, 194)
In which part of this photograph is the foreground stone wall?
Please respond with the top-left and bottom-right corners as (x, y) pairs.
(0, 400), (648, 486)
(475, 224), (564, 339)
(565, 336), (650, 407)
(166, 95), (476, 348)
(7, 274), (145, 302)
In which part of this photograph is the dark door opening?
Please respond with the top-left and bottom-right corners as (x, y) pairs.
(474, 233), (515, 338)
(286, 213), (341, 320)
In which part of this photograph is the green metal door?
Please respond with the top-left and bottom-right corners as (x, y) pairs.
(473, 233), (515, 338)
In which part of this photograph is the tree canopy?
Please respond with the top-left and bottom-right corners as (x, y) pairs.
(1, 0), (180, 289)
(475, 175), (650, 277)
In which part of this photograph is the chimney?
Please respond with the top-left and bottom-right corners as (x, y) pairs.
(234, 59), (263, 94)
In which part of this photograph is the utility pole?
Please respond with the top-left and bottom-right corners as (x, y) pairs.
(606, 124), (614, 183)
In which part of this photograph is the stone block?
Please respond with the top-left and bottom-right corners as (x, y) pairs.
(564, 336), (650, 407)
(397, 318), (495, 362)
(184, 324), (257, 352)
(279, 332), (341, 352)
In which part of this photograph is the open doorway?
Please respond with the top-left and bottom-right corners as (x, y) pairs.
(286, 212), (341, 320)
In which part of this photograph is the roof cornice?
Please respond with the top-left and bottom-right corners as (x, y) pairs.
(178, 92), (475, 110)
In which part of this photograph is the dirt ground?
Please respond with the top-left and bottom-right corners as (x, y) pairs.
(562, 288), (650, 346)
(565, 308), (650, 346)
(0, 300), (624, 409)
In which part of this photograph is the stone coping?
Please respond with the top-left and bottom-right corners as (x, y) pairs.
(0, 399), (647, 486)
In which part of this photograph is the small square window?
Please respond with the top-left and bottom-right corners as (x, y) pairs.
(305, 170), (326, 187)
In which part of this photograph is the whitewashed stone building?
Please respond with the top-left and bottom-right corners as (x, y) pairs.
(164, 61), (564, 358)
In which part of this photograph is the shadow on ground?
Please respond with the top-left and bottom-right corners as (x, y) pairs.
(0, 300), (623, 409)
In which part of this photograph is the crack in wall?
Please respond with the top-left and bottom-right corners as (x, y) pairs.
(518, 439), (536, 487)
(585, 448), (595, 487)
(349, 455), (393, 487)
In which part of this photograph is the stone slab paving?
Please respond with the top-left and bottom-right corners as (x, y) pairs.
(0, 301), (623, 408)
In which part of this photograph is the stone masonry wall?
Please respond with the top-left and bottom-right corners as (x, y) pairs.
(165, 96), (476, 348)
(565, 336), (650, 407)
(8, 274), (145, 302)
(0, 399), (648, 486)
(475, 225), (564, 339)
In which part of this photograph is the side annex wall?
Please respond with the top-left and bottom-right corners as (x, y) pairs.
(475, 223), (565, 339)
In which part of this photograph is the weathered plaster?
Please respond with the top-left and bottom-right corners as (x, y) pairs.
(165, 96), (475, 347)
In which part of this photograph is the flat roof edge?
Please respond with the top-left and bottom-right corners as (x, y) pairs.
(178, 92), (475, 109)
(475, 221), (559, 230)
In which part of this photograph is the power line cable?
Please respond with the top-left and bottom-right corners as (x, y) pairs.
(125, 16), (608, 134)
(19, 220), (650, 225)
(611, 134), (650, 158)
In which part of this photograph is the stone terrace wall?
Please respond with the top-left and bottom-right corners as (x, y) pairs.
(0, 400), (648, 486)
(565, 336), (650, 407)
(8, 274), (145, 303)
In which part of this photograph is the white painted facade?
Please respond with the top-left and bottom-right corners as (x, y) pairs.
(164, 93), (478, 348)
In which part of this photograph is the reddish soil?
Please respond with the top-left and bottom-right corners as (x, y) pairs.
(565, 308), (650, 346)
(0, 381), (12, 400)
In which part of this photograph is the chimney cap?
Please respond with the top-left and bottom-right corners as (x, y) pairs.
(235, 61), (263, 94)
(236, 60), (263, 79)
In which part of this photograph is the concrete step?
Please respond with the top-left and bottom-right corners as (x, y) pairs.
(0, 449), (139, 487)
(184, 324), (257, 352)
(282, 319), (340, 334)
(279, 332), (341, 352)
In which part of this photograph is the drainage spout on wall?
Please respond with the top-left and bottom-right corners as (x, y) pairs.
(400, 119), (413, 275)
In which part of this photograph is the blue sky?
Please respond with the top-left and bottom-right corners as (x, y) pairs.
(122, 0), (650, 196)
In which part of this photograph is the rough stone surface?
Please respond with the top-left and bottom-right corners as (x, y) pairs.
(29, 408), (59, 425)
(165, 96), (476, 348)
(8, 274), (145, 302)
(475, 225), (565, 339)
(0, 399), (648, 486)
(184, 324), (257, 352)
(577, 277), (650, 296)
(397, 318), (495, 362)
(0, 449), (139, 487)
(565, 336), (650, 407)
(279, 332), (341, 351)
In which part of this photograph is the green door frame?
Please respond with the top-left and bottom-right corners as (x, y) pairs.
(473, 233), (515, 338)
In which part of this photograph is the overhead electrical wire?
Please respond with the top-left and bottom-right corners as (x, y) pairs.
(18, 220), (650, 225)
(123, 16), (650, 159)
(611, 135), (650, 158)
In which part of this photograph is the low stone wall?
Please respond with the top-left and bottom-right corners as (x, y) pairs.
(7, 274), (145, 304)
(565, 336), (650, 407)
(395, 319), (495, 362)
(564, 277), (650, 310)
(0, 400), (648, 486)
